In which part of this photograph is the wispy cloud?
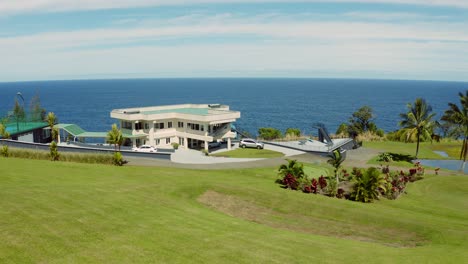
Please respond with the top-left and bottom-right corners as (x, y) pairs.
(1, 0), (468, 16)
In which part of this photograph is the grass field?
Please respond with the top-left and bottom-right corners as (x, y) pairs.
(1, 157), (467, 263)
(210, 148), (284, 158)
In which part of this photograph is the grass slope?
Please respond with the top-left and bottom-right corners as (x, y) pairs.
(0, 157), (467, 263)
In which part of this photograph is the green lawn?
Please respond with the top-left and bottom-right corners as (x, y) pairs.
(1, 157), (467, 263)
(211, 148), (284, 158)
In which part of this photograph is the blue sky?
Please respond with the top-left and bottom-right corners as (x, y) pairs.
(1, 0), (468, 82)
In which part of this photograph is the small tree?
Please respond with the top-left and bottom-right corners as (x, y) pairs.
(29, 93), (46, 122)
(107, 124), (123, 151)
(327, 149), (345, 185)
(46, 112), (58, 141)
(49, 141), (60, 161)
(349, 106), (376, 134)
(399, 98), (435, 158)
(0, 124), (10, 139)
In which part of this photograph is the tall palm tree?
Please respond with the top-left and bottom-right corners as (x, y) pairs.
(46, 112), (58, 142)
(107, 124), (124, 151)
(399, 98), (435, 158)
(441, 91), (468, 172)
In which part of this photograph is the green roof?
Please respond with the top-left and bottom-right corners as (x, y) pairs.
(56, 124), (145, 139)
(3, 122), (48, 136)
(142, 108), (210, 116)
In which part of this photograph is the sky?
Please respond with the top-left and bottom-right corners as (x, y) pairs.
(1, 0), (468, 82)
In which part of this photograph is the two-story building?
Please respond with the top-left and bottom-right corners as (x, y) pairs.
(110, 104), (240, 151)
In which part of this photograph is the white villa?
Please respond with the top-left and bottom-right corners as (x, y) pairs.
(110, 104), (241, 151)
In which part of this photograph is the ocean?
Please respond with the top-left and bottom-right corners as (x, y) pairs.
(0, 78), (466, 137)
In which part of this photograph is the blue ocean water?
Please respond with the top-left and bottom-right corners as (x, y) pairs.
(0, 78), (466, 136)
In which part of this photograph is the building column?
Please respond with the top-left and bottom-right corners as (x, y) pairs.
(132, 138), (136, 148)
(227, 137), (231, 150)
(149, 125), (154, 146)
(57, 128), (61, 144)
(204, 140), (209, 152)
(184, 137), (188, 149)
(204, 124), (208, 136)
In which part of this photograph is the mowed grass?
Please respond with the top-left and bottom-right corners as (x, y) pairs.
(211, 148), (284, 158)
(1, 157), (467, 263)
(364, 141), (463, 167)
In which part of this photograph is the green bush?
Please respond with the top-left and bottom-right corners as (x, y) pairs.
(351, 167), (387, 203)
(112, 152), (124, 166)
(1, 145), (9, 157)
(258, 127), (282, 140)
(285, 128), (301, 137)
(171, 142), (179, 150)
(49, 141), (60, 161)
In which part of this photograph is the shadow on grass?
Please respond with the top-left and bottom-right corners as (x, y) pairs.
(389, 153), (414, 163)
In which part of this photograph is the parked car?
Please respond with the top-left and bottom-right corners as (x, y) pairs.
(201, 141), (222, 149)
(239, 138), (264, 149)
(132, 145), (156, 152)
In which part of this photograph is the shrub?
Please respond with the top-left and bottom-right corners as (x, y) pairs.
(285, 128), (301, 138)
(171, 142), (179, 150)
(1, 145), (9, 157)
(282, 173), (299, 190)
(112, 152), (124, 166)
(336, 188), (345, 199)
(258, 127), (282, 140)
(49, 141), (60, 161)
(351, 167), (387, 203)
(327, 177), (338, 197)
(318, 175), (327, 190)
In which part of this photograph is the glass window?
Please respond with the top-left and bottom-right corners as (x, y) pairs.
(178, 121), (184, 128)
(168, 122), (173, 128)
(166, 138), (170, 144)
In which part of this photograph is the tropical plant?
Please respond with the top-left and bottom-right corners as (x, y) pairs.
(399, 98), (436, 158)
(327, 149), (345, 184)
(441, 90), (468, 171)
(112, 151), (124, 166)
(1, 145), (9, 157)
(278, 159), (305, 180)
(0, 123), (10, 139)
(351, 167), (387, 203)
(49, 141), (60, 161)
(46, 112), (58, 141)
(107, 124), (124, 151)
(349, 106), (377, 134)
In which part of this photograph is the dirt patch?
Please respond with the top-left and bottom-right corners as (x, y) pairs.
(198, 190), (426, 247)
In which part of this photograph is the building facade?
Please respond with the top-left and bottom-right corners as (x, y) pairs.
(110, 104), (240, 151)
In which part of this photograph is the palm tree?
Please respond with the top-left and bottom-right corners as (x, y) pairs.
(278, 159), (305, 179)
(46, 112), (58, 141)
(107, 124), (124, 151)
(399, 98), (435, 158)
(441, 91), (468, 172)
(327, 149), (345, 184)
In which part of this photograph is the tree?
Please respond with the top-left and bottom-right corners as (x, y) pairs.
(285, 128), (301, 138)
(335, 123), (348, 136)
(399, 98), (435, 158)
(29, 93), (46, 122)
(107, 124), (124, 151)
(0, 124), (10, 139)
(46, 112), (58, 141)
(13, 99), (25, 131)
(441, 91), (468, 171)
(349, 106), (375, 134)
(351, 167), (387, 203)
(327, 149), (345, 185)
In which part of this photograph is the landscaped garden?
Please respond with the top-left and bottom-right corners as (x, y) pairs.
(1, 155), (467, 263)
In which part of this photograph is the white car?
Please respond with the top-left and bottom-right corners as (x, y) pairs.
(132, 145), (156, 152)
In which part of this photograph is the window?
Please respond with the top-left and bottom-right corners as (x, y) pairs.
(144, 123), (149, 130)
(135, 122), (142, 130)
(154, 122), (164, 129)
(156, 139), (160, 145)
(178, 121), (184, 128)
(166, 138), (171, 144)
(122, 121), (132, 129)
(168, 122), (173, 128)
(179, 137), (184, 145)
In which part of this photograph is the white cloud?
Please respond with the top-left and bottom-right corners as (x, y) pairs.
(1, 0), (468, 16)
